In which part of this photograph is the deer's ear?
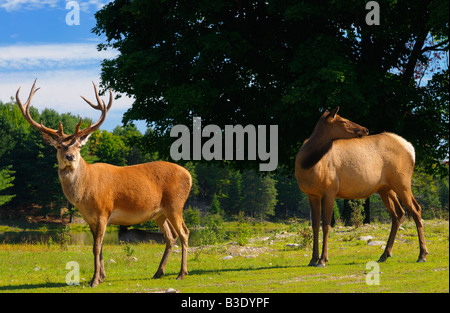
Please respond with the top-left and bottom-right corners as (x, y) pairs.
(327, 107), (340, 119)
(41, 132), (58, 147)
(79, 133), (92, 147)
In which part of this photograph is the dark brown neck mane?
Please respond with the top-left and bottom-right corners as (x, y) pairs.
(298, 128), (334, 170)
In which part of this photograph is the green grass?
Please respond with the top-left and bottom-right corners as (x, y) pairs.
(0, 219), (448, 293)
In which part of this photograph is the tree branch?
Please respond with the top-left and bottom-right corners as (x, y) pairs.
(421, 39), (449, 52)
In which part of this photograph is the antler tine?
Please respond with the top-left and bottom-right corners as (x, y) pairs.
(80, 81), (104, 110)
(16, 79), (39, 116)
(16, 79), (63, 137)
(77, 82), (113, 137)
(74, 118), (83, 134)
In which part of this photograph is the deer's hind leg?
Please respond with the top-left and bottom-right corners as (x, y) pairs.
(153, 215), (178, 279)
(378, 188), (405, 262)
(164, 208), (190, 280)
(392, 186), (429, 262)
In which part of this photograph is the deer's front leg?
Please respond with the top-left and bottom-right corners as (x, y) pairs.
(317, 194), (335, 267)
(90, 216), (107, 287)
(308, 196), (321, 266)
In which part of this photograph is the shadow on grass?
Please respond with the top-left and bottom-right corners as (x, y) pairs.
(0, 282), (67, 291)
(184, 263), (303, 277)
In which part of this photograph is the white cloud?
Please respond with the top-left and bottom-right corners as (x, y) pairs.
(0, 0), (110, 13)
(0, 43), (118, 71)
(79, 0), (106, 13)
(0, 0), (59, 12)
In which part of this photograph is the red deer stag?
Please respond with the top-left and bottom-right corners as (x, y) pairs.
(16, 80), (192, 287)
(295, 107), (428, 267)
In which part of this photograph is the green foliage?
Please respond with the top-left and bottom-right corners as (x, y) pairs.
(240, 171), (277, 220)
(123, 244), (135, 258)
(349, 199), (365, 228)
(0, 94), (448, 224)
(0, 166), (15, 206)
(229, 222), (253, 246)
(198, 215), (226, 246)
(333, 201), (341, 223)
(183, 205), (201, 228)
(55, 225), (71, 250)
(291, 221), (313, 250)
(412, 167), (448, 219)
(209, 193), (221, 215)
(90, 130), (127, 165)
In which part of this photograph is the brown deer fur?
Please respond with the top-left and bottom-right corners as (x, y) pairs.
(295, 107), (428, 267)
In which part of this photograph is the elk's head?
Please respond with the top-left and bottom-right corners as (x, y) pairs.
(16, 79), (112, 172)
(318, 107), (369, 140)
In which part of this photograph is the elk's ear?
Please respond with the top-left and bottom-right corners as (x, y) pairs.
(41, 132), (58, 147)
(327, 107), (340, 119)
(321, 109), (330, 118)
(79, 133), (92, 147)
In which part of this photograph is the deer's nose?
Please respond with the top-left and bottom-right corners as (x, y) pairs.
(65, 154), (75, 161)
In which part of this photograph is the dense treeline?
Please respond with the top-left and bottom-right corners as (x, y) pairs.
(94, 0), (449, 177)
(0, 100), (448, 224)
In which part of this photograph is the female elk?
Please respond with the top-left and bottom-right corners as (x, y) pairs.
(16, 80), (192, 287)
(295, 107), (428, 267)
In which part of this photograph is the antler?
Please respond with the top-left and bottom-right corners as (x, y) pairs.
(16, 79), (64, 137)
(76, 82), (113, 137)
(16, 80), (112, 139)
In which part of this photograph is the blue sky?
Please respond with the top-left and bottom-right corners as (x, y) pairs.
(0, 0), (145, 132)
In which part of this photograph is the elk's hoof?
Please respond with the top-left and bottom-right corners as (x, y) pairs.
(152, 270), (164, 279)
(176, 272), (187, 280)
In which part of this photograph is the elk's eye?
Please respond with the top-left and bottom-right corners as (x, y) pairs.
(56, 145), (62, 149)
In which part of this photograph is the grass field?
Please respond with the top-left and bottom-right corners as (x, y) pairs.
(0, 219), (448, 293)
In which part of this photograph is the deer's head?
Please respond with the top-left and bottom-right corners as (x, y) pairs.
(16, 79), (112, 172)
(318, 107), (369, 140)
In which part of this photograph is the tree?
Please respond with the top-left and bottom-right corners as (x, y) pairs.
(221, 170), (243, 215)
(0, 166), (15, 206)
(89, 130), (127, 166)
(94, 0), (448, 175)
(412, 168), (442, 219)
(274, 173), (307, 218)
(209, 193), (221, 215)
(241, 171), (277, 220)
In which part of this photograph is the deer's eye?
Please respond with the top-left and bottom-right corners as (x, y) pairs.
(56, 145), (62, 150)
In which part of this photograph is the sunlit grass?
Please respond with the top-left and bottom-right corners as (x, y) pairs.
(0, 219), (448, 293)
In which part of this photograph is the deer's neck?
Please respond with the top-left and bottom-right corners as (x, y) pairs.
(58, 158), (90, 204)
(298, 131), (333, 170)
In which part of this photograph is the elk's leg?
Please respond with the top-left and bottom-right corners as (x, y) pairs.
(393, 187), (429, 262)
(165, 211), (189, 280)
(317, 194), (335, 267)
(308, 195), (321, 266)
(153, 215), (177, 279)
(90, 216), (107, 287)
(378, 188), (404, 262)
